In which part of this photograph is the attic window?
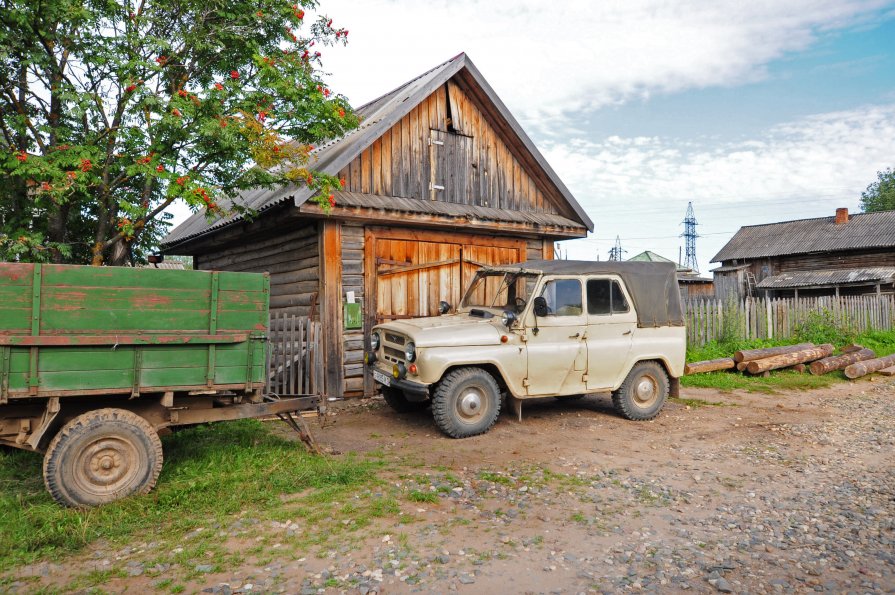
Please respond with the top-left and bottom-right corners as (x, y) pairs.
(444, 83), (459, 133)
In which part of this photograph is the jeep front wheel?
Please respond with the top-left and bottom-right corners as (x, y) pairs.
(612, 361), (669, 421)
(432, 367), (501, 438)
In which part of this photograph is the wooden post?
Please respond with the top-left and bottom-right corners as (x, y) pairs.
(320, 220), (343, 399)
(745, 344), (834, 374)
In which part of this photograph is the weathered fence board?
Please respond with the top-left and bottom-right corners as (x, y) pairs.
(683, 295), (895, 347)
(267, 312), (323, 396)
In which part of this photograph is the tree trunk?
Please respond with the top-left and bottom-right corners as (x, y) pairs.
(844, 354), (895, 379)
(684, 358), (736, 374)
(808, 349), (876, 375)
(734, 343), (814, 363)
(745, 344), (834, 374)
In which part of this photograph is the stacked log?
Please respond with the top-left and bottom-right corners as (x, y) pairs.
(808, 348), (876, 376)
(684, 358), (735, 374)
(745, 344), (834, 374)
(844, 354), (895, 379)
(734, 343), (814, 363)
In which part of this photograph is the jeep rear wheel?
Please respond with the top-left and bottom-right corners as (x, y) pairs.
(381, 386), (428, 413)
(432, 368), (501, 438)
(612, 361), (669, 421)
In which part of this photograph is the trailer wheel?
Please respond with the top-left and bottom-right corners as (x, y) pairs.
(43, 408), (163, 507)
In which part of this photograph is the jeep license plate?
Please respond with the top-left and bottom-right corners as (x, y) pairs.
(373, 369), (391, 387)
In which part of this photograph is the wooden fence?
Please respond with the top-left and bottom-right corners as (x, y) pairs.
(684, 295), (895, 346)
(266, 312), (324, 396)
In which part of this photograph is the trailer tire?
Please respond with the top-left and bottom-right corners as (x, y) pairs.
(43, 408), (163, 507)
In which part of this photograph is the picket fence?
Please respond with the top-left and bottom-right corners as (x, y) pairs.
(683, 295), (895, 347)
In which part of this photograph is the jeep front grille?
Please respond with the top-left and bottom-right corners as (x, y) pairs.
(385, 333), (405, 346)
(384, 346), (405, 363)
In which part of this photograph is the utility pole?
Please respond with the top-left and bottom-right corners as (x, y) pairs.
(680, 202), (699, 273)
(608, 235), (626, 261)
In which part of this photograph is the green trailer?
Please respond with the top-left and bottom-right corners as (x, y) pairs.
(0, 262), (318, 507)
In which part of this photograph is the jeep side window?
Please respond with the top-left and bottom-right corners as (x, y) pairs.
(587, 279), (629, 315)
(541, 279), (582, 316)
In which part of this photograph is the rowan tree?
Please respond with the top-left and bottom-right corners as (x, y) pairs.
(0, 0), (358, 265)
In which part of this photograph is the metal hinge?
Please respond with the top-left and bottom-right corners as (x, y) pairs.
(522, 378), (530, 387)
(428, 138), (444, 146)
(430, 183), (444, 191)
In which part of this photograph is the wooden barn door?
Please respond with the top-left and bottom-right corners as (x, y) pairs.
(375, 239), (462, 321)
(370, 231), (525, 324)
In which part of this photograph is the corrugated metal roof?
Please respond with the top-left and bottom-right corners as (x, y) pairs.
(710, 264), (750, 273)
(163, 53), (592, 249)
(711, 211), (895, 262)
(628, 250), (691, 272)
(756, 267), (895, 289)
(319, 191), (584, 229)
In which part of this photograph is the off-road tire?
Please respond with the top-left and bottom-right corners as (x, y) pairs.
(43, 408), (163, 507)
(381, 386), (428, 413)
(611, 361), (669, 421)
(432, 367), (501, 438)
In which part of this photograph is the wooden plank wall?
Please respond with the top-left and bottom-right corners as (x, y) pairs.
(772, 249), (895, 274)
(196, 224), (319, 317)
(338, 81), (560, 215)
(342, 224), (365, 395)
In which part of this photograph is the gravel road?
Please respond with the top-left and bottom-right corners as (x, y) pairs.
(6, 379), (894, 594)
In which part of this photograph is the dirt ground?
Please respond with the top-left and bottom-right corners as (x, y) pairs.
(8, 379), (895, 594)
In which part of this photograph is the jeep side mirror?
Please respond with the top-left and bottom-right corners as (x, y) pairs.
(438, 301), (451, 315)
(533, 296), (549, 317)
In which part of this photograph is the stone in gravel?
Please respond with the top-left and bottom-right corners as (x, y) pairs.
(435, 554), (450, 564)
(195, 564), (215, 573)
(458, 574), (476, 584)
(713, 578), (733, 593)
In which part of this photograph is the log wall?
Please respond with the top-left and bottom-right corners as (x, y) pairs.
(342, 224), (366, 395)
(338, 81), (561, 215)
(196, 224), (319, 318)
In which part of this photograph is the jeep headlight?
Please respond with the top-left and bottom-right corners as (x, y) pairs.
(371, 331), (380, 351)
(501, 310), (517, 328)
(404, 341), (416, 362)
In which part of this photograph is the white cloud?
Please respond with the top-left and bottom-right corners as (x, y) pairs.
(548, 103), (895, 271)
(320, 0), (891, 127)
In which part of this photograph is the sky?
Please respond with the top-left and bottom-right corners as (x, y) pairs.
(173, 0), (895, 274)
(319, 0), (895, 274)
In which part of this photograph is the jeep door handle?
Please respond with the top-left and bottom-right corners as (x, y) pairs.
(622, 330), (632, 335)
(569, 332), (580, 338)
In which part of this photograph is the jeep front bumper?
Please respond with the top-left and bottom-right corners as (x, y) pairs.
(369, 368), (430, 402)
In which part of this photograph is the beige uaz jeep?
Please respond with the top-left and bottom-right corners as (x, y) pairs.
(366, 260), (686, 438)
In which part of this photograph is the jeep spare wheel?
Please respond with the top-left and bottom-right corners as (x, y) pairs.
(432, 367), (501, 438)
(612, 361), (669, 421)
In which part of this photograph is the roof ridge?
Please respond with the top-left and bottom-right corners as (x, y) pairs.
(736, 210), (881, 230)
(354, 53), (465, 112)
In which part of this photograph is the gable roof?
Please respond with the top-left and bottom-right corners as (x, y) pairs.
(711, 210), (895, 262)
(163, 53), (593, 249)
(628, 250), (689, 272)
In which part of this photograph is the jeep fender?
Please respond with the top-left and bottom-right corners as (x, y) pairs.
(415, 344), (527, 397)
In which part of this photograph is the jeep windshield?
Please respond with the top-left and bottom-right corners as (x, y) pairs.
(459, 270), (539, 314)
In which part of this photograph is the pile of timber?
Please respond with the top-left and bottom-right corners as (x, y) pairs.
(684, 342), (892, 379)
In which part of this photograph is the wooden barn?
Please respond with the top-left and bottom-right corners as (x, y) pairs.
(161, 53), (593, 398)
(711, 208), (895, 298)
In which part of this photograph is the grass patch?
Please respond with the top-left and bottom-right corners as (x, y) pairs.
(682, 369), (836, 393)
(406, 490), (437, 504)
(0, 419), (381, 572)
(669, 397), (727, 408)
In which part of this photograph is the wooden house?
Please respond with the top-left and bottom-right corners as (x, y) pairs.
(627, 250), (714, 299)
(161, 53), (593, 398)
(710, 208), (895, 298)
